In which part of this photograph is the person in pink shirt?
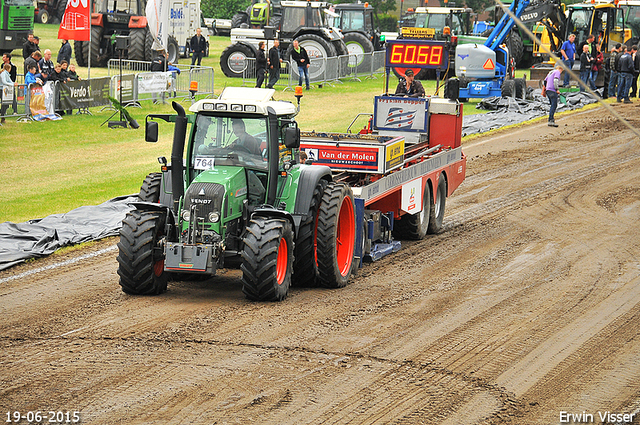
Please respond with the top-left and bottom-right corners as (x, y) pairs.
(544, 62), (563, 127)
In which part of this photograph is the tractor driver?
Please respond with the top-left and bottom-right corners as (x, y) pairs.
(230, 119), (262, 156)
(394, 69), (425, 97)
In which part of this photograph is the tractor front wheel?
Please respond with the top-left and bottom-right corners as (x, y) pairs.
(241, 218), (294, 301)
(317, 182), (356, 288)
(117, 210), (168, 295)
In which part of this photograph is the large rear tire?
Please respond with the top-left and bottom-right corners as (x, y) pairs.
(144, 28), (154, 62)
(316, 182), (356, 288)
(117, 210), (168, 295)
(393, 182), (431, 240)
(129, 28), (146, 62)
(241, 218), (294, 301)
(220, 43), (255, 78)
(343, 32), (374, 73)
(286, 34), (336, 82)
(292, 180), (326, 287)
(231, 12), (249, 29)
(75, 40), (86, 67)
(507, 31), (524, 67)
(427, 174), (447, 234)
(84, 26), (107, 67)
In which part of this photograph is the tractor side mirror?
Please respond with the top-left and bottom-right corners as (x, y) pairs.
(283, 126), (300, 149)
(145, 121), (159, 142)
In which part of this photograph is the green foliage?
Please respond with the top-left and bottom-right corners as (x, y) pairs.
(378, 13), (398, 32)
(201, 0), (249, 19)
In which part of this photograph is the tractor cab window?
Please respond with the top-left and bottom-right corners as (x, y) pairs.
(282, 7), (305, 32)
(99, 0), (139, 14)
(568, 9), (590, 46)
(191, 115), (268, 173)
(340, 10), (365, 31)
(6, 0), (32, 6)
(309, 7), (322, 27)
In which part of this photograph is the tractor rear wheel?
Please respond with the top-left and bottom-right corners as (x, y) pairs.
(231, 12), (249, 28)
(129, 28), (147, 61)
(427, 174), (447, 234)
(84, 26), (106, 67)
(144, 29), (154, 61)
(220, 43), (255, 78)
(316, 182), (356, 288)
(117, 210), (168, 295)
(292, 180), (326, 287)
(393, 182), (431, 240)
(343, 32), (373, 74)
(75, 40), (86, 67)
(241, 218), (294, 301)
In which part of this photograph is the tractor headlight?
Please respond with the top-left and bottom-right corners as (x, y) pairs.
(208, 211), (220, 223)
(182, 210), (191, 222)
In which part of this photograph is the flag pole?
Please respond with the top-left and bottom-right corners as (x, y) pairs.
(88, 0), (91, 80)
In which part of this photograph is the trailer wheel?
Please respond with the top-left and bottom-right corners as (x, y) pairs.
(220, 43), (255, 78)
(343, 32), (373, 74)
(117, 210), (168, 295)
(129, 28), (147, 62)
(428, 174), (447, 234)
(292, 180), (326, 287)
(317, 182), (356, 288)
(241, 218), (294, 301)
(501, 78), (515, 98)
(167, 36), (179, 64)
(393, 182), (431, 240)
(139, 172), (162, 203)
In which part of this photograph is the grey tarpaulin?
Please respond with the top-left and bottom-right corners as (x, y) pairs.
(462, 89), (599, 137)
(0, 195), (136, 271)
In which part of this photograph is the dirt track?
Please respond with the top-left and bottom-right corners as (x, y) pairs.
(2, 103), (640, 425)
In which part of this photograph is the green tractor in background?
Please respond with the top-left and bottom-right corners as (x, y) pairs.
(231, 0), (283, 29)
(117, 88), (358, 301)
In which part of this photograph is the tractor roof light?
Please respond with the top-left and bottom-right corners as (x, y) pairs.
(443, 26), (451, 35)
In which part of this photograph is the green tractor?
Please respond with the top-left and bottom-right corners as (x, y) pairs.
(117, 87), (358, 301)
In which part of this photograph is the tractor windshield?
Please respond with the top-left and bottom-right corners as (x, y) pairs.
(340, 10), (365, 31)
(98, 0), (140, 14)
(191, 114), (268, 172)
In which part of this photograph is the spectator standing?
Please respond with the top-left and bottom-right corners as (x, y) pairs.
(23, 51), (41, 76)
(592, 44), (603, 92)
(1, 63), (13, 122)
(579, 43), (595, 91)
(608, 43), (621, 98)
(290, 39), (310, 90)
(167, 62), (180, 97)
(1, 53), (17, 114)
(394, 69), (425, 97)
(630, 45), (640, 98)
(266, 39), (282, 89)
(190, 28), (207, 66)
(617, 45), (634, 103)
(38, 49), (54, 82)
(544, 63), (563, 127)
(22, 33), (36, 59)
(255, 41), (267, 88)
(560, 33), (576, 87)
(57, 39), (72, 65)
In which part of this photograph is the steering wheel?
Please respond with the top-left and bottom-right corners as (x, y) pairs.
(230, 142), (252, 155)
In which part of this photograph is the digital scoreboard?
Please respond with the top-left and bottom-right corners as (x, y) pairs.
(385, 40), (449, 69)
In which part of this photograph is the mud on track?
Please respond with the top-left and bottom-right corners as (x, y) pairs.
(2, 104), (640, 424)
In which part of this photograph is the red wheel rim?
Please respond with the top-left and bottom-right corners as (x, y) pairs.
(153, 259), (164, 277)
(336, 196), (355, 276)
(276, 237), (288, 285)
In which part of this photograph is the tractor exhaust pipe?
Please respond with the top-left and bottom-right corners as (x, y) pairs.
(266, 107), (279, 207)
(171, 101), (187, 214)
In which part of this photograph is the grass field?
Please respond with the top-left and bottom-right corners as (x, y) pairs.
(1, 23), (504, 224)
